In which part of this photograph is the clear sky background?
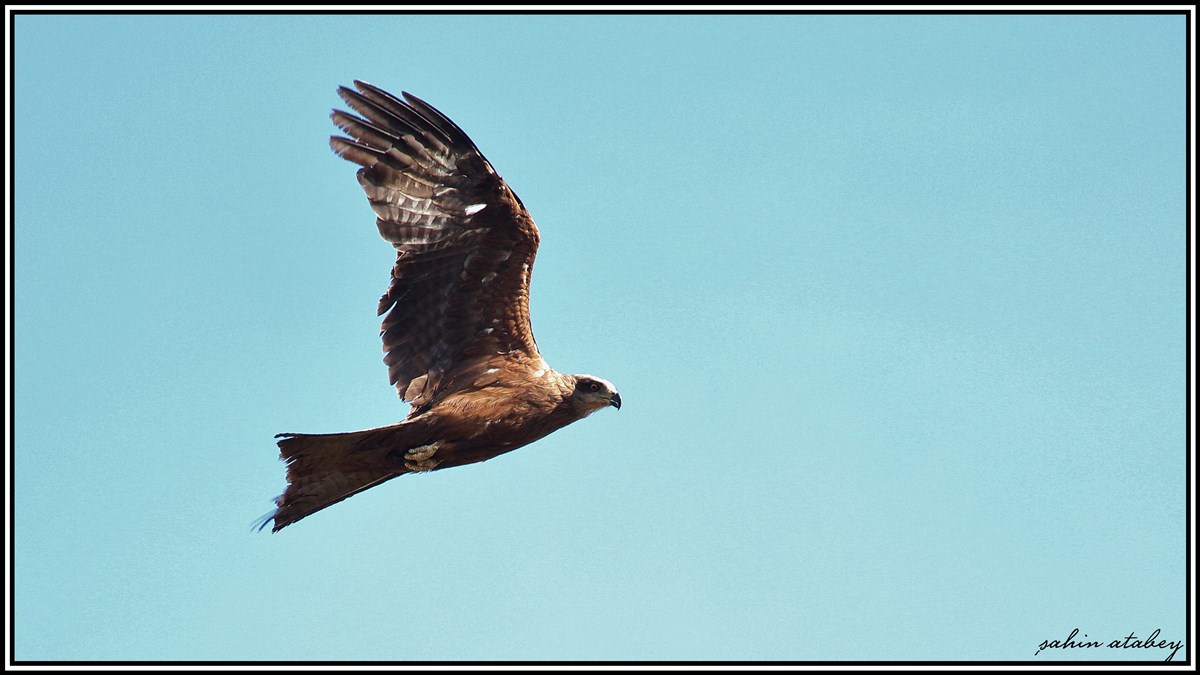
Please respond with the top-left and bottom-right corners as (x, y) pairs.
(11, 12), (1189, 662)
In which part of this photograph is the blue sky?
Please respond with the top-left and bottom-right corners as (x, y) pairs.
(11, 12), (1188, 662)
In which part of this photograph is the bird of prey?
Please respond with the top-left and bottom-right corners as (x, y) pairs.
(260, 82), (620, 532)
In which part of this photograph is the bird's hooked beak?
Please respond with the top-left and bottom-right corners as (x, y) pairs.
(610, 392), (622, 410)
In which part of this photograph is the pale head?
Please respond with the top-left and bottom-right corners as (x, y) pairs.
(568, 374), (621, 416)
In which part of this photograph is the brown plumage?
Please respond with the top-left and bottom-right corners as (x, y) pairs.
(259, 82), (620, 532)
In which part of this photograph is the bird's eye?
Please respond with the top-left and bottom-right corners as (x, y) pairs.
(588, 382), (600, 392)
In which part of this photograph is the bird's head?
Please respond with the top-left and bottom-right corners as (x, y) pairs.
(569, 374), (621, 416)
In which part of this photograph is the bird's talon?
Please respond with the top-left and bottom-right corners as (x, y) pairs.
(404, 443), (438, 461)
(404, 458), (442, 472)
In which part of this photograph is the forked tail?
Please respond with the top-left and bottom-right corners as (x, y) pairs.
(257, 422), (415, 532)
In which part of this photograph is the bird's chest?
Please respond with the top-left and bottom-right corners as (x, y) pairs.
(435, 387), (570, 445)
(416, 388), (577, 472)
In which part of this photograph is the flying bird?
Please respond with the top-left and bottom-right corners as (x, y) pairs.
(260, 82), (620, 532)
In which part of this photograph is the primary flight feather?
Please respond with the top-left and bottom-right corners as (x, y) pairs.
(260, 82), (620, 532)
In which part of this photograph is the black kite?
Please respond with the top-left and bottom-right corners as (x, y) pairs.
(260, 82), (620, 532)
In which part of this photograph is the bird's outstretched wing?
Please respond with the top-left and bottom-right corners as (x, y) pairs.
(330, 81), (542, 410)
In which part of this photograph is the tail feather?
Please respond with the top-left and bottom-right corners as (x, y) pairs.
(261, 423), (411, 532)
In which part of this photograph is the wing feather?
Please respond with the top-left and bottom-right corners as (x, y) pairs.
(330, 81), (542, 410)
